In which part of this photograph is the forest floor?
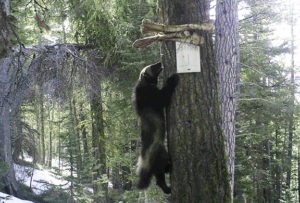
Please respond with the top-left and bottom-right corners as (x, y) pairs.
(0, 192), (34, 203)
(14, 163), (69, 195)
(1, 157), (73, 203)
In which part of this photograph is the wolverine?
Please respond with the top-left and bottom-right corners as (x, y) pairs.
(133, 62), (179, 194)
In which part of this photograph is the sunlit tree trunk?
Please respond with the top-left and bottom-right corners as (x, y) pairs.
(215, 0), (240, 201)
(158, 0), (230, 202)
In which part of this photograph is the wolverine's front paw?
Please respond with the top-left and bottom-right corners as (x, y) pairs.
(167, 74), (179, 87)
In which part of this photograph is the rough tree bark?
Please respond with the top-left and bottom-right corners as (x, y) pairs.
(215, 0), (240, 201)
(0, 0), (19, 195)
(158, 0), (230, 202)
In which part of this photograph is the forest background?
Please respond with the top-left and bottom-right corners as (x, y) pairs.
(0, 0), (300, 202)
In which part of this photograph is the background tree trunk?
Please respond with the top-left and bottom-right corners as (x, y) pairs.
(90, 71), (108, 203)
(0, 97), (19, 195)
(47, 103), (54, 168)
(158, 0), (230, 202)
(215, 0), (240, 201)
(70, 98), (83, 179)
(12, 114), (23, 162)
(0, 0), (19, 195)
(286, 1), (295, 199)
(38, 84), (46, 165)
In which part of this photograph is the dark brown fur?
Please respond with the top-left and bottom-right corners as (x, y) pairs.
(133, 62), (179, 194)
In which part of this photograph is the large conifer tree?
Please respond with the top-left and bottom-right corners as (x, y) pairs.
(157, 0), (230, 202)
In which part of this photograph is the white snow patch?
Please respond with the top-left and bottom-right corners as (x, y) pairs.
(0, 192), (34, 203)
(14, 164), (70, 195)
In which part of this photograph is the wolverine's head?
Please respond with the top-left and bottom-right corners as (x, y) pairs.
(139, 62), (162, 85)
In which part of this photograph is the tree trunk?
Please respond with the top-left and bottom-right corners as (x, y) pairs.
(158, 0), (230, 202)
(0, 0), (11, 58)
(0, 1), (19, 195)
(47, 104), (54, 168)
(298, 144), (300, 203)
(12, 114), (23, 162)
(0, 103), (19, 195)
(286, 0), (295, 193)
(79, 102), (89, 160)
(79, 102), (90, 182)
(35, 90), (42, 163)
(48, 131), (52, 167)
(215, 0), (240, 201)
(68, 125), (75, 199)
(90, 74), (108, 203)
(38, 84), (46, 165)
(274, 127), (283, 201)
(70, 98), (83, 179)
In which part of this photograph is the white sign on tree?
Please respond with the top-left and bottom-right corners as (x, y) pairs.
(176, 42), (201, 73)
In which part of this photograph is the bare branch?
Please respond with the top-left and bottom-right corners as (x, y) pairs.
(1, 43), (97, 114)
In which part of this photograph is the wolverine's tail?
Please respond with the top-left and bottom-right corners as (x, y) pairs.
(136, 156), (152, 189)
(137, 168), (152, 189)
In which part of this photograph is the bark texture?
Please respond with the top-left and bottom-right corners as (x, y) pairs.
(158, 0), (230, 202)
(215, 0), (240, 201)
(0, 59), (19, 195)
(0, 0), (19, 195)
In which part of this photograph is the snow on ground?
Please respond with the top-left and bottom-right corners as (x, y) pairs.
(0, 156), (70, 202)
(0, 192), (34, 203)
(14, 163), (70, 195)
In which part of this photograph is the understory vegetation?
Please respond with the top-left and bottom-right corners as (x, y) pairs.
(0, 0), (299, 202)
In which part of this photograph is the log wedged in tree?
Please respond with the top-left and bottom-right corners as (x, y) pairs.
(132, 18), (214, 48)
(133, 31), (204, 48)
(141, 18), (214, 34)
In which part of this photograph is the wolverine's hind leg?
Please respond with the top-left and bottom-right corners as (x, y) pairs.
(153, 147), (171, 194)
(155, 172), (171, 194)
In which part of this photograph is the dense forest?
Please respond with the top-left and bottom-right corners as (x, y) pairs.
(0, 0), (299, 202)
